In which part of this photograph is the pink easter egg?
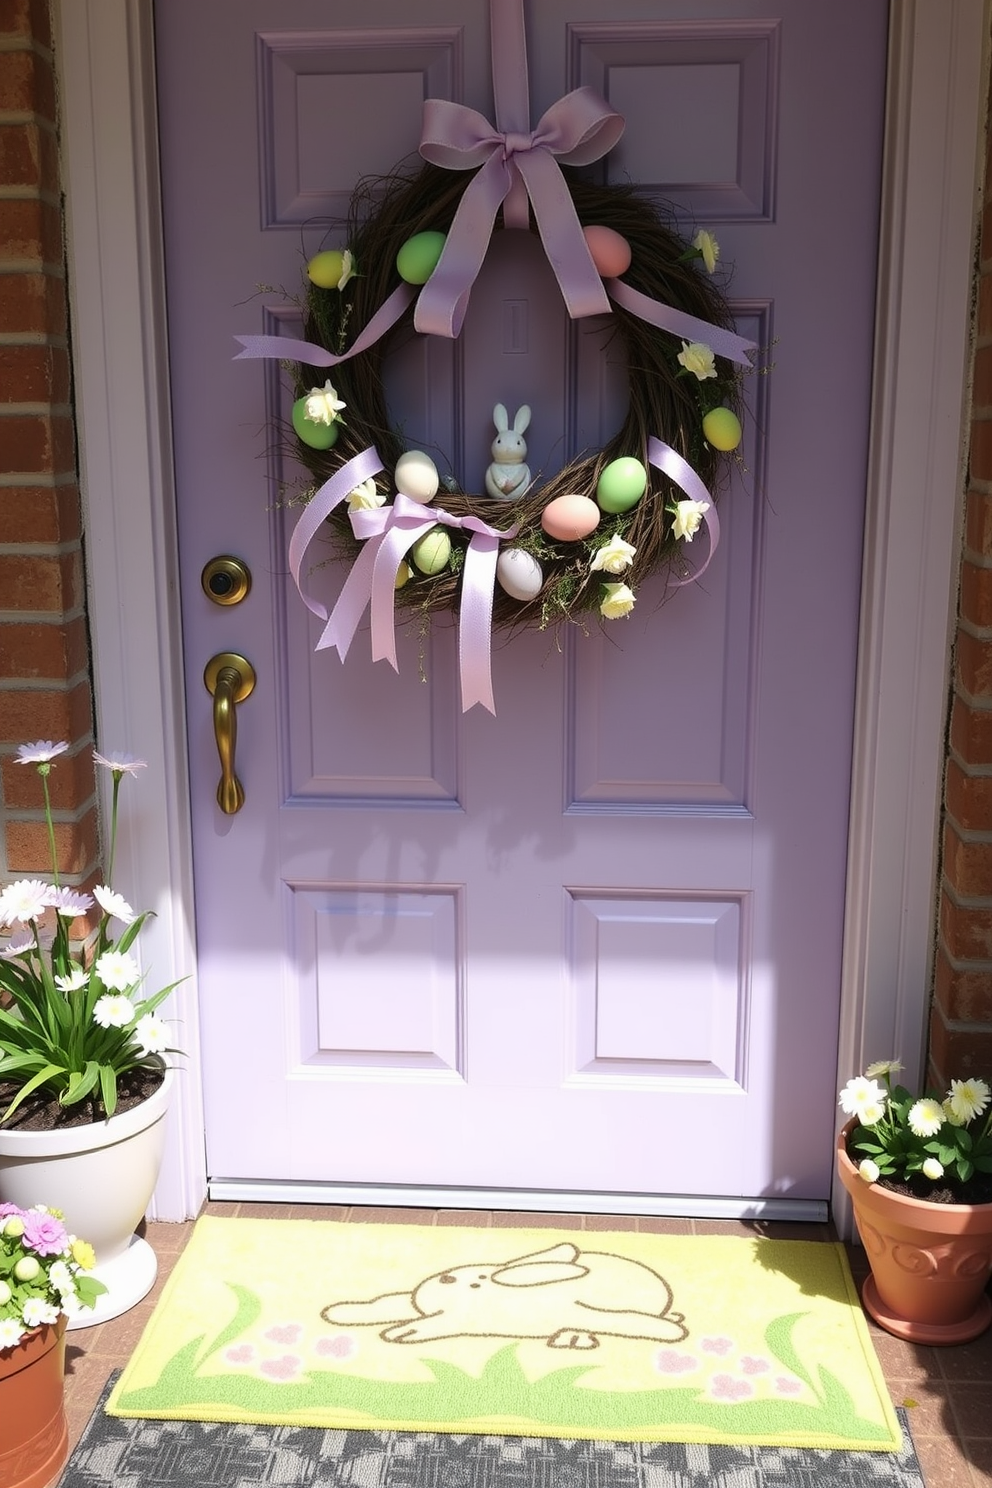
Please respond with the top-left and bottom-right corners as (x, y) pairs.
(583, 225), (632, 279)
(541, 494), (601, 542)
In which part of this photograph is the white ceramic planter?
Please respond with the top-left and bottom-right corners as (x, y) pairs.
(0, 1067), (173, 1328)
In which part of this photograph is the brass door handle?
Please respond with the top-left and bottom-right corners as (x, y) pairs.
(203, 653), (256, 814)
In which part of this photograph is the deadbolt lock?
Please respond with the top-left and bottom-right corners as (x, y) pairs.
(201, 555), (251, 606)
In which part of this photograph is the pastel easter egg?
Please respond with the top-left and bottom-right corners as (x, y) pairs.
(496, 547), (544, 602)
(307, 250), (348, 289)
(703, 406), (743, 451)
(291, 397), (340, 450)
(395, 450), (439, 503)
(583, 225), (632, 279)
(596, 457), (647, 513)
(396, 231), (447, 285)
(541, 494), (601, 543)
(410, 527), (452, 575)
(394, 561), (412, 590)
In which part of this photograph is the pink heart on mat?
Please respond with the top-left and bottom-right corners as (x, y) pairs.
(224, 1344), (254, 1365)
(711, 1374), (753, 1402)
(315, 1334), (356, 1359)
(741, 1355), (770, 1375)
(260, 1355), (301, 1380)
(265, 1324), (303, 1345)
(654, 1350), (697, 1374)
(701, 1336), (734, 1356)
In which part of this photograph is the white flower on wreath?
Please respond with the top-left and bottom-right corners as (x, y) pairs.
(671, 499), (710, 542)
(304, 380), (346, 425)
(590, 535), (636, 575)
(600, 583), (636, 619)
(335, 249), (356, 291)
(693, 229), (720, 274)
(347, 478), (385, 511)
(677, 341), (717, 381)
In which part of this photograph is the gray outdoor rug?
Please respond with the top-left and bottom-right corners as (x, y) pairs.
(58, 1377), (925, 1488)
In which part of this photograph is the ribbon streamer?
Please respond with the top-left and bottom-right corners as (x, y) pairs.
(647, 436), (721, 587)
(234, 285), (416, 369)
(287, 447), (385, 636)
(609, 280), (756, 369)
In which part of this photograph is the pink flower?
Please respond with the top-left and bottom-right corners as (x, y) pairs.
(701, 1336), (734, 1356)
(260, 1355), (301, 1381)
(224, 1344), (255, 1365)
(654, 1349), (698, 1374)
(316, 1334), (356, 1359)
(740, 1355), (770, 1375)
(21, 1211), (68, 1256)
(775, 1376), (802, 1395)
(265, 1323), (303, 1345)
(711, 1374), (753, 1401)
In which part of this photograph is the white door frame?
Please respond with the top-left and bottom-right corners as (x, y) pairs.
(52, 0), (989, 1224)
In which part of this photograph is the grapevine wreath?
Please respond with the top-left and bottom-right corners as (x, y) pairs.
(236, 0), (756, 713)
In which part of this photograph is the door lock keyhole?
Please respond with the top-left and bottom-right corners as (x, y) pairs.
(201, 555), (251, 606)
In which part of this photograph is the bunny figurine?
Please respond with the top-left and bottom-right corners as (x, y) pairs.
(485, 403), (532, 499)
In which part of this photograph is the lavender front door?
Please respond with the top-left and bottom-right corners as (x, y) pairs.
(154, 0), (888, 1203)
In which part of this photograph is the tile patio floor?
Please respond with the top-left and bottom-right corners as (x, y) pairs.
(59, 1204), (992, 1488)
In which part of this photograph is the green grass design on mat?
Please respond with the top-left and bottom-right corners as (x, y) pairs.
(115, 1285), (893, 1443)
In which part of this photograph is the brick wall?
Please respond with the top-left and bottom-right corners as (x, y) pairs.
(929, 50), (992, 1087)
(0, 0), (98, 890)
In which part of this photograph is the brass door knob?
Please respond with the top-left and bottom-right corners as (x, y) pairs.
(203, 653), (256, 814)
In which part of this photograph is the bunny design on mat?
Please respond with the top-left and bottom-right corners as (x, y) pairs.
(321, 1241), (688, 1350)
(484, 403), (532, 499)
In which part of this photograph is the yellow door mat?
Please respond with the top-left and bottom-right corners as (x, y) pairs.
(106, 1217), (900, 1450)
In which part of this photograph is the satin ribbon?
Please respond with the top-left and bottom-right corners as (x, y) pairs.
(233, 285), (416, 369)
(287, 447), (386, 635)
(647, 436), (721, 586)
(609, 280), (756, 369)
(415, 0), (624, 337)
(336, 493), (520, 714)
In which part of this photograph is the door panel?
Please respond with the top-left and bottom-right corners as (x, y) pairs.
(154, 0), (888, 1200)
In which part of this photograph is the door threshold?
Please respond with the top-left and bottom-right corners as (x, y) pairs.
(208, 1179), (828, 1223)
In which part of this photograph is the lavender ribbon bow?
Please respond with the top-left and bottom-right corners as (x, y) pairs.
(316, 491), (519, 715)
(415, 0), (624, 338)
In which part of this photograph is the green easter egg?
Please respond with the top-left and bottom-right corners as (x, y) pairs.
(307, 250), (348, 289)
(292, 397), (340, 450)
(703, 406), (743, 451)
(410, 527), (452, 575)
(596, 457), (647, 513)
(396, 231), (447, 285)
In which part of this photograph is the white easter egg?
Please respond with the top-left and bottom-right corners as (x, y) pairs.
(395, 450), (439, 503)
(496, 547), (543, 602)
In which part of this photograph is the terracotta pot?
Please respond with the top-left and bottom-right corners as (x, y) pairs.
(837, 1122), (992, 1344)
(0, 1318), (68, 1488)
(0, 1065), (173, 1328)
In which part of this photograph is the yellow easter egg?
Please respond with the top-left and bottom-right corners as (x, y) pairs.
(410, 527), (452, 575)
(307, 250), (348, 289)
(394, 561), (412, 590)
(541, 494), (601, 543)
(702, 406), (743, 451)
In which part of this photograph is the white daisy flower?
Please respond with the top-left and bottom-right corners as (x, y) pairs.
(49, 886), (94, 918)
(133, 1014), (169, 1056)
(93, 948), (139, 992)
(21, 1298), (60, 1329)
(946, 1078), (991, 1125)
(0, 879), (54, 925)
(92, 750), (146, 776)
(48, 1261), (75, 1295)
(94, 885), (136, 924)
(0, 1318), (25, 1349)
(1, 929), (36, 959)
(865, 1059), (903, 1079)
(839, 1076), (887, 1119)
(92, 994), (135, 1029)
(908, 1098), (945, 1138)
(54, 967), (89, 993)
(15, 741), (69, 765)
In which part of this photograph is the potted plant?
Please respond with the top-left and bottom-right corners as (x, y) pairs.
(0, 1203), (105, 1488)
(0, 742), (183, 1327)
(836, 1059), (992, 1344)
